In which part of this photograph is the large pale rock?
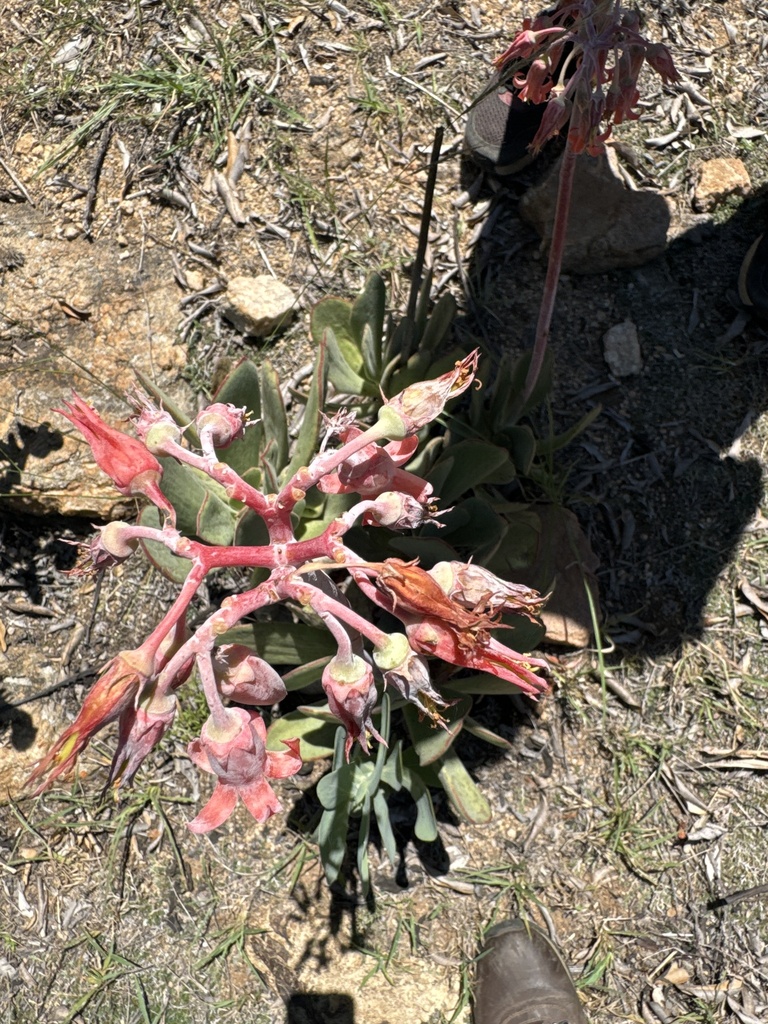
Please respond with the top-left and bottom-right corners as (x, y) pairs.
(221, 275), (297, 336)
(519, 151), (672, 273)
(694, 157), (750, 212)
(0, 203), (189, 518)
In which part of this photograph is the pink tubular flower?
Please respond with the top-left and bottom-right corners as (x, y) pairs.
(494, 23), (566, 66)
(187, 708), (301, 832)
(212, 644), (287, 705)
(429, 562), (545, 620)
(109, 690), (177, 786)
(376, 350), (480, 439)
(406, 618), (549, 698)
(57, 393), (175, 521)
(515, 59), (552, 104)
(26, 649), (153, 792)
(322, 655), (384, 759)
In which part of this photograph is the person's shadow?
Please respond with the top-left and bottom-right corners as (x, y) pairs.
(455, 151), (767, 651)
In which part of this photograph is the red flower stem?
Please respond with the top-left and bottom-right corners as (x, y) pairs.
(316, 610), (355, 663)
(196, 651), (232, 732)
(141, 561), (208, 660)
(521, 137), (579, 408)
(276, 421), (391, 512)
(279, 577), (390, 649)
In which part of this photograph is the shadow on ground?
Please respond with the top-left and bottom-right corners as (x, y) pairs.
(457, 157), (768, 653)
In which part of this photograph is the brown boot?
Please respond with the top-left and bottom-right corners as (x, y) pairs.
(474, 919), (589, 1024)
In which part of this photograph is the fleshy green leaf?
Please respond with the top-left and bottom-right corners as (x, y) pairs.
(267, 712), (337, 760)
(157, 458), (235, 545)
(322, 325), (369, 395)
(137, 506), (191, 583)
(219, 622), (335, 664)
(259, 360), (289, 470)
(535, 404), (602, 456)
(419, 292), (456, 353)
(283, 341), (328, 481)
(373, 789), (397, 865)
(436, 747), (492, 824)
(428, 440), (515, 504)
(351, 273), (385, 381)
(282, 656), (332, 691)
(462, 717), (514, 751)
(403, 696), (471, 766)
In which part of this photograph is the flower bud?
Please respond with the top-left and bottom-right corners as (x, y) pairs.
(88, 522), (140, 570)
(366, 491), (438, 530)
(213, 644), (287, 705)
(196, 403), (247, 450)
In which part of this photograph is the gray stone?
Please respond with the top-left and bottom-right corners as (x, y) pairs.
(519, 150), (672, 274)
(221, 275), (297, 336)
(603, 320), (642, 377)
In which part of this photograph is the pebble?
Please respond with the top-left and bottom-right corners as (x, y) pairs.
(221, 275), (297, 337)
(603, 320), (642, 377)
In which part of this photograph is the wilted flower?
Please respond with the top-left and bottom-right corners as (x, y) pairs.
(429, 561), (545, 620)
(376, 350), (480, 439)
(27, 649), (153, 792)
(322, 655), (384, 759)
(187, 708), (301, 832)
(406, 619), (549, 699)
(109, 689), (177, 786)
(373, 633), (450, 722)
(57, 393), (175, 521)
(364, 490), (440, 530)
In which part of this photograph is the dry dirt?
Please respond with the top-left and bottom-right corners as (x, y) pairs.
(2, 0), (768, 1023)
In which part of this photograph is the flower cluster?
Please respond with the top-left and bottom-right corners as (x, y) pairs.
(29, 351), (548, 832)
(495, 0), (679, 156)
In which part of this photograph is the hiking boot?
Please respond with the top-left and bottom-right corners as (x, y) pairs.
(738, 232), (768, 319)
(474, 918), (589, 1024)
(464, 76), (552, 176)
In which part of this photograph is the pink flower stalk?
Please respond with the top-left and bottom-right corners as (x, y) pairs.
(322, 655), (384, 759)
(56, 393), (175, 522)
(317, 427), (431, 502)
(406, 619), (549, 699)
(187, 708), (301, 832)
(213, 644), (287, 705)
(495, 0), (679, 157)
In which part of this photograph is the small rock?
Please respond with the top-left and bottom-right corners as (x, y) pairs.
(603, 320), (642, 377)
(59, 222), (81, 241)
(520, 150), (672, 273)
(221, 275), (297, 337)
(185, 269), (205, 292)
(694, 157), (750, 212)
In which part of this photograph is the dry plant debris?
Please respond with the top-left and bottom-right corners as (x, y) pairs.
(1, 0), (768, 1022)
